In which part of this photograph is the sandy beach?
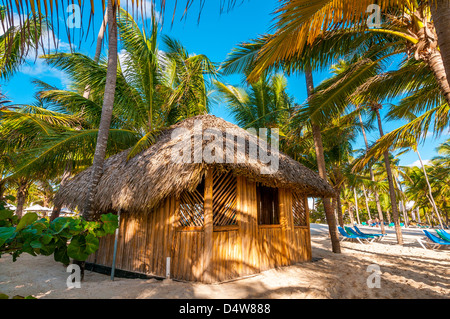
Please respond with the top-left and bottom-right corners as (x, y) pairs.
(1, 224), (449, 299)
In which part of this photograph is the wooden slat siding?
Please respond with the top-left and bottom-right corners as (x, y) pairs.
(171, 229), (204, 281)
(285, 188), (295, 264)
(238, 175), (248, 276)
(239, 177), (259, 276)
(250, 179), (260, 274)
(304, 196), (312, 261)
(88, 176), (312, 283)
(278, 188), (289, 266)
(167, 197), (176, 278)
(203, 168), (214, 283)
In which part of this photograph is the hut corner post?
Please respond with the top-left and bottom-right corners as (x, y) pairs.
(203, 168), (214, 283)
(111, 210), (121, 281)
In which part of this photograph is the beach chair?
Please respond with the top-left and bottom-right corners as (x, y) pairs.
(417, 230), (450, 250)
(436, 229), (450, 242)
(345, 226), (376, 241)
(353, 226), (386, 241)
(338, 227), (373, 244)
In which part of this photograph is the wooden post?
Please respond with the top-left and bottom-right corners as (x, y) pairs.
(111, 210), (121, 281)
(203, 168), (214, 283)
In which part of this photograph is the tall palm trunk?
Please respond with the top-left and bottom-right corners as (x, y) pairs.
(52, 12), (109, 222)
(395, 177), (409, 227)
(0, 180), (5, 201)
(82, 1), (118, 221)
(362, 185), (372, 221)
(336, 187), (344, 227)
(416, 149), (444, 229)
(373, 104), (403, 245)
(358, 112), (385, 233)
(15, 178), (29, 218)
(425, 50), (450, 106)
(305, 67), (341, 253)
(83, 11), (108, 99)
(348, 204), (355, 225)
(431, 0), (450, 98)
(353, 188), (361, 225)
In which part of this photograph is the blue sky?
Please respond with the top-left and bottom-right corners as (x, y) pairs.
(1, 0), (448, 167)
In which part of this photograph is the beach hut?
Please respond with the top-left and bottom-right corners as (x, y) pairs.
(54, 115), (334, 283)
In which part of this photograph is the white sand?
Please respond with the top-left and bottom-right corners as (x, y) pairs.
(0, 224), (449, 299)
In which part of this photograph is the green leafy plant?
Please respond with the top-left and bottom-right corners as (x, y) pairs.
(0, 199), (118, 264)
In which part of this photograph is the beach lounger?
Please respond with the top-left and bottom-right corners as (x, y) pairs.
(353, 226), (386, 241)
(417, 230), (450, 250)
(338, 227), (374, 244)
(436, 229), (450, 242)
(345, 226), (376, 241)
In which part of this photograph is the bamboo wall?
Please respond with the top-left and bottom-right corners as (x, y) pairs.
(88, 173), (312, 283)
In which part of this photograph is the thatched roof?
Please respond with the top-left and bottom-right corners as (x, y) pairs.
(54, 115), (334, 215)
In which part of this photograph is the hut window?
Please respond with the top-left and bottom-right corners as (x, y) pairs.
(178, 178), (205, 226)
(256, 184), (280, 225)
(292, 191), (307, 226)
(212, 171), (237, 226)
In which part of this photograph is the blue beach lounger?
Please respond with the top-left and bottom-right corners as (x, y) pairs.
(353, 226), (386, 241)
(417, 230), (450, 250)
(338, 227), (374, 244)
(436, 229), (450, 242)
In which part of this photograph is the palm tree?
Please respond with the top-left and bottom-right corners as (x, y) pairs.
(4, 8), (217, 192)
(305, 68), (341, 253)
(213, 73), (294, 133)
(248, 1), (450, 107)
(0, 7), (43, 79)
(81, 0), (119, 220)
(371, 102), (404, 244)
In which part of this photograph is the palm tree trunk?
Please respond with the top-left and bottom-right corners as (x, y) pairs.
(15, 178), (29, 218)
(425, 50), (450, 106)
(430, 0), (450, 102)
(416, 149), (444, 229)
(362, 185), (372, 221)
(83, 10), (108, 99)
(373, 105), (403, 245)
(358, 112), (385, 233)
(305, 67), (340, 253)
(348, 204), (355, 225)
(82, 0), (118, 221)
(0, 180), (5, 201)
(336, 188), (344, 227)
(353, 188), (361, 225)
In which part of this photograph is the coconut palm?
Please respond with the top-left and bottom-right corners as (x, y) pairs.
(0, 7), (44, 79)
(213, 73), (294, 133)
(248, 1), (450, 107)
(4, 9), (217, 191)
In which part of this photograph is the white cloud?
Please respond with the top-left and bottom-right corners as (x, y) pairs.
(18, 29), (74, 89)
(407, 159), (431, 168)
